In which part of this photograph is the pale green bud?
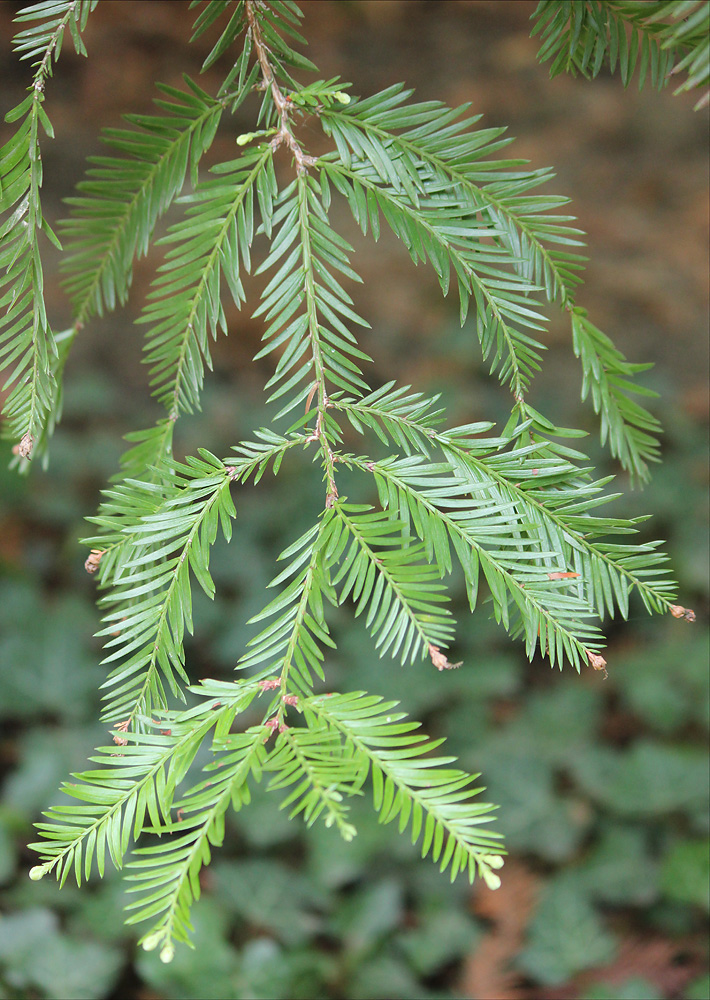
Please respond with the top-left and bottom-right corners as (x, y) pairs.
(481, 867), (501, 890)
(160, 944), (175, 964)
(333, 92), (351, 104)
(29, 865), (48, 881)
(141, 932), (162, 952)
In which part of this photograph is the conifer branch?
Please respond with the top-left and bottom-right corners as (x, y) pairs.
(265, 724), (361, 840)
(27, 687), (259, 888)
(141, 146), (274, 425)
(532, 0), (709, 109)
(0, 1), (96, 460)
(296, 175), (341, 505)
(61, 77), (238, 325)
(344, 453), (603, 669)
(86, 432), (303, 588)
(246, 0), (317, 173)
(307, 691), (504, 884)
(331, 503), (456, 664)
(125, 725), (268, 959)
(322, 159), (540, 401)
(320, 93), (662, 472)
(333, 387), (675, 616)
(10, 0), (694, 959)
(239, 516), (337, 699)
(82, 454), (238, 725)
(321, 89), (586, 305)
(571, 307), (662, 484)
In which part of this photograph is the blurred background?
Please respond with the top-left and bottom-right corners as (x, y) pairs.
(0, 2), (708, 998)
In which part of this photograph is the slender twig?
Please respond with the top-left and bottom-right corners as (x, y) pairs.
(245, 4), (335, 503)
(245, 0), (316, 174)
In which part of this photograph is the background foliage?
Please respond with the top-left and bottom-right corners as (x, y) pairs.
(0, 2), (707, 998)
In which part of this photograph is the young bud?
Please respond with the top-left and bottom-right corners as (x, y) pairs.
(481, 867), (502, 890)
(429, 644), (462, 671)
(141, 932), (162, 952)
(160, 944), (175, 964)
(84, 548), (106, 574)
(585, 649), (608, 677)
(17, 432), (34, 459)
(670, 604), (696, 622)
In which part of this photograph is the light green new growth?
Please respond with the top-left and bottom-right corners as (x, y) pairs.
(1, 0), (699, 959)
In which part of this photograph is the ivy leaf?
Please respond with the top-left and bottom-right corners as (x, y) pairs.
(570, 741), (710, 818)
(661, 839), (710, 911)
(0, 908), (123, 1000)
(576, 823), (659, 907)
(517, 876), (616, 986)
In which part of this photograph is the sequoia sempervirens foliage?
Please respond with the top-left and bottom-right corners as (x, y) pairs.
(1, 0), (702, 961)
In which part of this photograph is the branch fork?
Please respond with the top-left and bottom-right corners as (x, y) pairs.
(246, 1), (317, 174)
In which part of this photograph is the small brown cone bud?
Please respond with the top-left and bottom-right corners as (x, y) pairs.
(670, 604), (696, 622)
(429, 644), (462, 671)
(112, 719), (130, 745)
(17, 433), (34, 458)
(84, 549), (106, 574)
(585, 649), (608, 678)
